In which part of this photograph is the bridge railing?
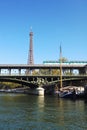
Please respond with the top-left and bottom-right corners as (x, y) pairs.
(0, 73), (87, 77)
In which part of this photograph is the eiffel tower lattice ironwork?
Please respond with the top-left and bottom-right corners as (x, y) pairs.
(27, 29), (34, 65)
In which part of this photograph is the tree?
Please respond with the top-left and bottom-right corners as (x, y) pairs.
(59, 57), (68, 62)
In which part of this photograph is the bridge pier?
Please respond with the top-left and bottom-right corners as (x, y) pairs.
(28, 87), (44, 96)
(35, 87), (44, 96)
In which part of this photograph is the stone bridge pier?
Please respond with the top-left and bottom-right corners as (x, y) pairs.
(28, 87), (44, 96)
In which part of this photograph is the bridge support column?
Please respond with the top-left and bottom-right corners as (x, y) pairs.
(9, 69), (11, 75)
(70, 69), (73, 75)
(19, 69), (21, 75)
(26, 69), (32, 75)
(49, 69), (52, 75)
(51, 78), (53, 82)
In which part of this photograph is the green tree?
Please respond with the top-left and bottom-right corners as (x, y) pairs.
(59, 57), (68, 62)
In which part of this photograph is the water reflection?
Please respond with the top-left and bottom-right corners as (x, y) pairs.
(37, 95), (44, 107)
(0, 94), (87, 129)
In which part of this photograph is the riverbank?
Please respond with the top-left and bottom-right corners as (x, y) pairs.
(0, 87), (45, 96)
(0, 87), (30, 94)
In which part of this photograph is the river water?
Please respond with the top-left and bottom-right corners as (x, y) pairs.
(0, 93), (87, 130)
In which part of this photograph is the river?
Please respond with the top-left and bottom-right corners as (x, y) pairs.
(0, 93), (87, 130)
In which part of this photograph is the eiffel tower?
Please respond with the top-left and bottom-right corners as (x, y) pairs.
(27, 28), (34, 65)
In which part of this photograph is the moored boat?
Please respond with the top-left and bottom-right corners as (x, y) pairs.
(58, 86), (76, 99)
(58, 90), (75, 98)
(58, 45), (85, 99)
(58, 86), (85, 99)
(58, 46), (76, 99)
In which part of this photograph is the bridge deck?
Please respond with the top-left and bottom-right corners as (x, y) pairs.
(0, 64), (85, 69)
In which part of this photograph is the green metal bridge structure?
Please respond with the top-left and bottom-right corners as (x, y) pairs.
(0, 62), (87, 88)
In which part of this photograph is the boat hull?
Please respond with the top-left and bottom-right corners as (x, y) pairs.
(58, 91), (76, 99)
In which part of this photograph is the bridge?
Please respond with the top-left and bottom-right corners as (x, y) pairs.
(0, 63), (86, 75)
(0, 63), (87, 95)
(0, 63), (87, 86)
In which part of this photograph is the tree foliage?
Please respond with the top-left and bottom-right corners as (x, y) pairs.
(59, 57), (68, 62)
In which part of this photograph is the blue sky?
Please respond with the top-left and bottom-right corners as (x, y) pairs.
(0, 0), (87, 64)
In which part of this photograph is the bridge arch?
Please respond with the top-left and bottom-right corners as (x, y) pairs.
(0, 77), (38, 88)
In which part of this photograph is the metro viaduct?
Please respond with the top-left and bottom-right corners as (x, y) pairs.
(0, 64), (87, 88)
(0, 64), (87, 74)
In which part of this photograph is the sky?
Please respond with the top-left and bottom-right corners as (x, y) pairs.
(0, 0), (87, 64)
